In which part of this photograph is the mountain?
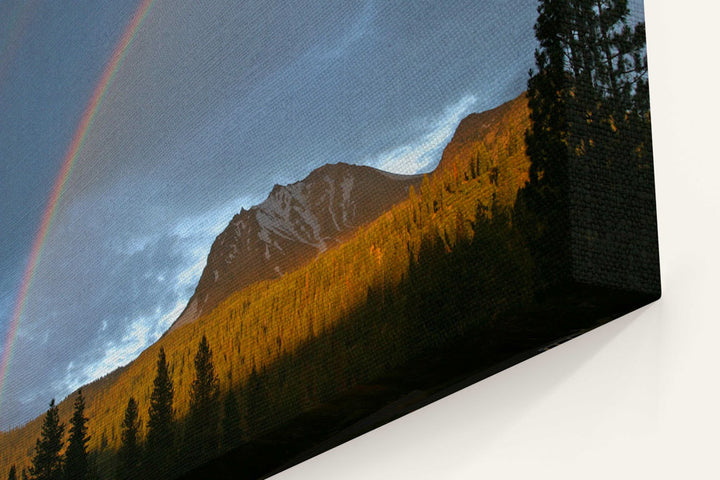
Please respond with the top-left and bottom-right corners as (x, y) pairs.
(435, 95), (529, 207)
(0, 93), (532, 480)
(176, 97), (529, 333)
(171, 163), (422, 331)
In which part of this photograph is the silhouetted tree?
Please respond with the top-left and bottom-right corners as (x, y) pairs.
(64, 390), (89, 480)
(28, 399), (64, 480)
(221, 389), (242, 450)
(405, 232), (446, 333)
(185, 335), (220, 464)
(117, 397), (142, 480)
(515, 0), (573, 287)
(146, 348), (175, 477)
(516, 0), (650, 288)
(7, 465), (16, 480)
(246, 366), (268, 434)
(85, 455), (99, 480)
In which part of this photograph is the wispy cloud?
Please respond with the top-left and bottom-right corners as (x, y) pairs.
(58, 93), (477, 399)
(1, 0), (542, 431)
(307, 1), (375, 62)
(57, 196), (254, 394)
(60, 297), (188, 392)
(371, 95), (478, 175)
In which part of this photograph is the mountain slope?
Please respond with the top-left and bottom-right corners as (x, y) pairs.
(435, 95), (530, 206)
(0, 93), (531, 479)
(172, 163), (422, 330)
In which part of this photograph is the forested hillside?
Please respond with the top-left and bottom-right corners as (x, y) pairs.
(0, 93), (532, 479)
(171, 163), (423, 331)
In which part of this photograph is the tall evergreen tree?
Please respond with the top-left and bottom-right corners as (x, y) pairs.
(63, 390), (89, 480)
(515, 0), (573, 287)
(146, 348), (175, 477)
(185, 335), (221, 465)
(28, 399), (64, 480)
(246, 365), (267, 434)
(84, 455), (99, 480)
(117, 397), (142, 480)
(221, 389), (242, 451)
(516, 0), (650, 287)
(7, 465), (16, 480)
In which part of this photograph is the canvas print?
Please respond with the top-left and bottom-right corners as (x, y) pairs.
(0, 1), (659, 479)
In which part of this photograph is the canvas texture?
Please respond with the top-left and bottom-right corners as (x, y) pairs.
(0, 1), (658, 479)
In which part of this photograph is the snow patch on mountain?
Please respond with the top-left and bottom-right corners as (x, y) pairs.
(170, 162), (422, 331)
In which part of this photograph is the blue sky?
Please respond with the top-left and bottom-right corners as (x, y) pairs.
(0, 0), (645, 429)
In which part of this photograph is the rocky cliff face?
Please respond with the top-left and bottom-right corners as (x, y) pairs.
(171, 162), (422, 330)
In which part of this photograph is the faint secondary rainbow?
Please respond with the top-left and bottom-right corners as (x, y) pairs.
(0, 0), (156, 416)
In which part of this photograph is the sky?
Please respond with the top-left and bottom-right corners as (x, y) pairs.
(0, 0), (645, 430)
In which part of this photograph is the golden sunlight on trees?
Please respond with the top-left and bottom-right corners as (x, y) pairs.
(0, 93), (532, 479)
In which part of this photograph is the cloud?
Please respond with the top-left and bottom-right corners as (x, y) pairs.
(61, 297), (186, 392)
(371, 95), (478, 175)
(57, 195), (255, 394)
(1, 0), (542, 430)
(306, 1), (375, 61)
(2, 88), (481, 427)
(1, 195), (254, 429)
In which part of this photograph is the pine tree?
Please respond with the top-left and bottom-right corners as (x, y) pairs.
(146, 348), (175, 477)
(246, 366), (267, 434)
(516, 0), (649, 287)
(221, 389), (242, 451)
(515, 0), (573, 287)
(28, 399), (64, 480)
(63, 390), (89, 480)
(84, 455), (99, 480)
(526, 0), (649, 167)
(7, 465), (16, 480)
(185, 335), (220, 465)
(117, 397), (142, 480)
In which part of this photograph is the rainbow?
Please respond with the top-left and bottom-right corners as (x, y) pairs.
(0, 0), (156, 415)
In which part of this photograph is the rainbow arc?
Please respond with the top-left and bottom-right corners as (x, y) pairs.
(0, 0), (156, 414)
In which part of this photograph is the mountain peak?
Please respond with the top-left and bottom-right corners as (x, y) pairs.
(437, 95), (528, 173)
(171, 163), (422, 331)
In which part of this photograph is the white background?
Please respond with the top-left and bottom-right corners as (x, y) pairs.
(275, 0), (720, 478)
